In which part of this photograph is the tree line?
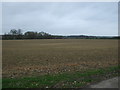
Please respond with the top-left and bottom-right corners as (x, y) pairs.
(2, 29), (120, 40)
(2, 29), (63, 40)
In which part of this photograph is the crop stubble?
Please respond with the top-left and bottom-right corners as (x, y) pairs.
(2, 39), (118, 78)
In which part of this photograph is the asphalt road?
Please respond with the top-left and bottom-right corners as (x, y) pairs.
(89, 77), (119, 88)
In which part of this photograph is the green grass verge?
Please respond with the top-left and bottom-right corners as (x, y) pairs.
(2, 65), (119, 88)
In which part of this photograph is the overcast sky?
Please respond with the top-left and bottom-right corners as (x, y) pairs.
(2, 2), (118, 36)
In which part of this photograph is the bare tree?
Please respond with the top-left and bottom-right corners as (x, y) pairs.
(18, 29), (22, 35)
(10, 29), (17, 35)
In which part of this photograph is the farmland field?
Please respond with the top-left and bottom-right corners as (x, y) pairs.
(2, 39), (118, 78)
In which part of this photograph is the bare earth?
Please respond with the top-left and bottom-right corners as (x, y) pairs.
(2, 39), (118, 78)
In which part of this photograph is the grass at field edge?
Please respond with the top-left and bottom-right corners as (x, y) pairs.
(2, 65), (120, 88)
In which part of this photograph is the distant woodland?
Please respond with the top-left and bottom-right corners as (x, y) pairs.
(2, 29), (119, 40)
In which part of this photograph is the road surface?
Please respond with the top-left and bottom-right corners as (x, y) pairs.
(89, 77), (119, 88)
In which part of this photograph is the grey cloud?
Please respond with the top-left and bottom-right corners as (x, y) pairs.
(2, 2), (118, 36)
